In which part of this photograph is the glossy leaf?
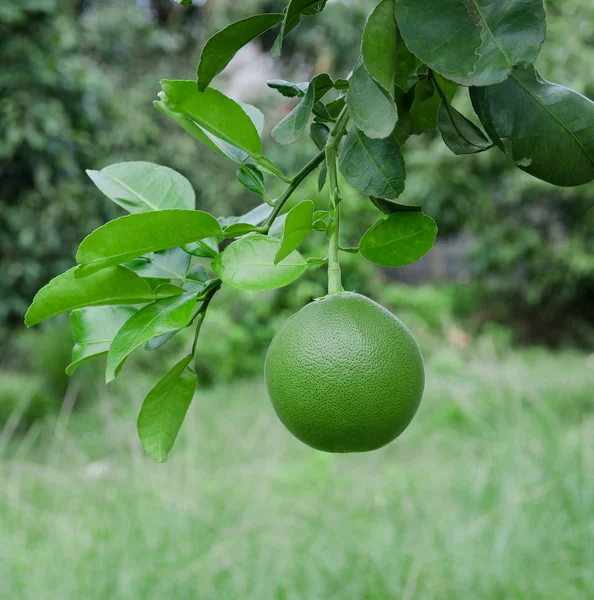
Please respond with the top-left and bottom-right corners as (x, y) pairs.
(237, 165), (267, 198)
(310, 122), (330, 150)
(223, 223), (262, 237)
(394, 0), (545, 86)
(339, 128), (406, 199)
(25, 266), (155, 327)
(394, 30), (420, 92)
(409, 76), (457, 134)
(137, 355), (196, 463)
(181, 238), (219, 259)
(226, 203), (272, 227)
(271, 0), (328, 58)
(362, 0), (397, 96)
(275, 200), (314, 264)
(106, 291), (198, 382)
(212, 234), (307, 291)
(87, 162), (195, 213)
(471, 66), (594, 186)
(272, 74), (333, 145)
(370, 197), (422, 214)
(76, 210), (223, 276)
(197, 13), (283, 91)
(145, 331), (180, 351)
(67, 306), (137, 375)
(360, 212), (437, 266)
(438, 101), (492, 155)
(124, 248), (191, 281)
(256, 156), (291, 182)
(159, 80), (261, 158)
(347, 60), (397, 139)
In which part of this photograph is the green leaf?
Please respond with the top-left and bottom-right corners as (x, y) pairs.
(181, 238), (219, 259)
(197, 13), (283, 91)
(394, 29), (420, 92)
(226, 203), (272, 227)
(86, 162), (195, 213)
(223, 223), (262, 237)
(145, 331), (179, 352)
(369, 197), (422, 214)
(267, 79), (309, 98)
(362, 0), (397, 96)
(338, 128), (406, 199)
(124, 248), (191, 281)
(66, 306), (137, 375)
(174, 0), (193, 5)
(275, 200), (314, 264)
(409, 76), (457, 134)
(237, 164), (267, 199)
(347, 59), (397, 139)
(25, 266), (156, 327)
(137, 355), (196, 463)
(310, 122), (330, 150)
(106, 291), (198, 382)
(212, 234), (307, 291)
(272, 74), (333, 145)
(159, 80), (261, 158)
(470, 66), (594, 186)
(76, 210), (223, 276)
(256, 156), (291, 182)
(359, 212), (437, 266)
(394, 0), (546, 86)
(438, 101), (492, 155)
(271, 0), (328, 58)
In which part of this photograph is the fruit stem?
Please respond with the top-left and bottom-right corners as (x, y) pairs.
(325, 107), (349, 295)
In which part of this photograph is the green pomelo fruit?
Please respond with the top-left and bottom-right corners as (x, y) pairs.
(265, 292), (424, 452)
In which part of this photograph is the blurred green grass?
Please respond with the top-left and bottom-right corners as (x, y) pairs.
(1, 338), (593, 599)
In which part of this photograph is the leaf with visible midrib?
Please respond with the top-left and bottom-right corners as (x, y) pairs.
(359, 212), (438, 267)
(213, 235), (307, 291)
(471, 66), (594, 186)
(438, 101), (492, 155)
(137, 355), (196, 463)
(87, 162), (195, 213)
(106, 291), (198, 382)
(275, 200), (314, 264)
(159, 80), (261, 158)
(347, 61), (397, 139)
(394, 0), (545, 86)
(338, 128), (406, 199)
(197, 14), (283, 91)
(67, 306), (137, 375)
(76, 210), (223, 276)
(25, 266), (156, 327)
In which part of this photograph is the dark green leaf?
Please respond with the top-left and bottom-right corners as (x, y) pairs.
(197, 14), (283, 91)
(339, 128), (406, 199)
(124, 248), (191, 281)
(275, 200), (314, 264)
(137, 355), (196, 463)
(237, 164), (267, 198)
(326, 97), (346, 119)
(471, 66), (594, 186)
(362, 0), (397, 96)
(310, 122), (330, 150)
(272, 74), (333, 145)
(438, 101), (492, 155)
(66, 306), (137, 375)
(312, 101), (334, 123)
(186, 264), (208, 284)
(359, 212), (437, 266)
(271, 0), (328, 58)
(106, 291), (198, 382)
(394, 29), (420, 92)
(25, 266), (156, 327)
(409, 76), (456, 133)
(87, 162), (195, 213)
(76, 210), (223, 276)
(370, 197), (422, 214)
(347, 59), (397, 139)
(394, 0), (546, 86)
(212, 234), (307, 291)
(159, 80), (261, 158)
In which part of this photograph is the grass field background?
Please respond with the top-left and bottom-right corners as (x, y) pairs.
(2, 338), (593, 599)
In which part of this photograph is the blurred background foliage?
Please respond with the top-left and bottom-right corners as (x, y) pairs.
(1, 2), (594, 597)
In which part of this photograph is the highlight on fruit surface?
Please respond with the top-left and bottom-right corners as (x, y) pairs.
(264, 293), (425, 453)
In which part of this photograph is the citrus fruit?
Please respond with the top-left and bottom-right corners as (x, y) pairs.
(264, 292), (425, 452)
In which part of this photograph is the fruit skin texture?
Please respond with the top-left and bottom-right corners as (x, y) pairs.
(265, 292), (425, 453)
